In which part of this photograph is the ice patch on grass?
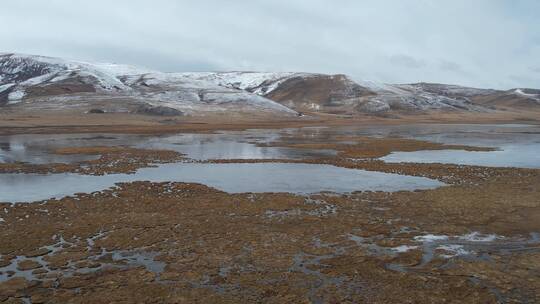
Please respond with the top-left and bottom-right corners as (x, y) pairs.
(414, 232), (502, 243)
(413, 234), (449, 242)
(437, 244), (470, 258)
(459, 232), (501, 242)
(7, 90), (25, 103)
(391, 245), (418, 253)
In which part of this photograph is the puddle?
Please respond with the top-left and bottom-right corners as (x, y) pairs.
(0, 232), (165, 283)
(346, 230), (540, 301)
(0, 236), (69, 282)
(283, 231), (540, 303)
(348, 234), (413, 257)
(290, 252), (346, 304)
(0, 162), (445, 203)
(385, 232), (540, 273)
(290, 238), (362, 304)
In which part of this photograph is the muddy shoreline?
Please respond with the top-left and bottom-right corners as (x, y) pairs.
(1, 110), (539, 136)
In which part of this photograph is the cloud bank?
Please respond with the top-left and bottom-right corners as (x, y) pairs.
(1, 0), (539, 89)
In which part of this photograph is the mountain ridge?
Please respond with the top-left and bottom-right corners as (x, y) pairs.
(1, 53), (538, 116)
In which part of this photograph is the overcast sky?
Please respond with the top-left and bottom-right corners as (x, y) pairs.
(1, 0), (539, 89)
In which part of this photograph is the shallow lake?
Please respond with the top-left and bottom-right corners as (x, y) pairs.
(273, 124), (540, 168)
(1, 124), (538, 203)
(381, 145), (540, 168)
(0, 131), (336, 164)
(366, 124), (540, 168)
(1, 124), (539, 168)
(0, 162), (445, 203)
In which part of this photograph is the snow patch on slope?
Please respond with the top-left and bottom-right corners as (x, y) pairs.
(0, 53), (151, 93)
(514, 89), (540, 101)
(7, 90), (25, 104)
(3, 52), (537, 114)
(179, 72), (312, 95)
(0, 54), (297, 115)
(0, 83), (15, 94)
(128, 72), (297, 114)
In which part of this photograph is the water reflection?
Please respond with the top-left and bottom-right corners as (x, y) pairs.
(0, 134), (100, 164)
(0, 131), (336, 164)
(364, 124), (540, 168)
(0, 162), (445, 203)
(0, 123), (538, 167)
(381, 144), (540, 168)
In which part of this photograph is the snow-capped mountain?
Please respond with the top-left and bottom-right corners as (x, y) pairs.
(509, 88), (540, 103)
(1, 52), (538, 116)
(181, 72), (377, 113)
(0, 53), (296, 115)
(179, 72), (540, 113)
(0, 53), (144, 101)
(176, 72), (303, 95)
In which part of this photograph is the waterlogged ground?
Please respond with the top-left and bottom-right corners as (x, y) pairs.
(268, 124), (540, 169)
(2, 123), (539, 167)
(0, 124), (539, 303)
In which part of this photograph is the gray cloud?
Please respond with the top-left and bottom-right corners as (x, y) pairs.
(389, 55), (426, 69)
(439, 60), (464, 73)
(1, 0), (539, 89)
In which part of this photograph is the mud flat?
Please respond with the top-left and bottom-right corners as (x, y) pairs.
(0, 124), (539, 303)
